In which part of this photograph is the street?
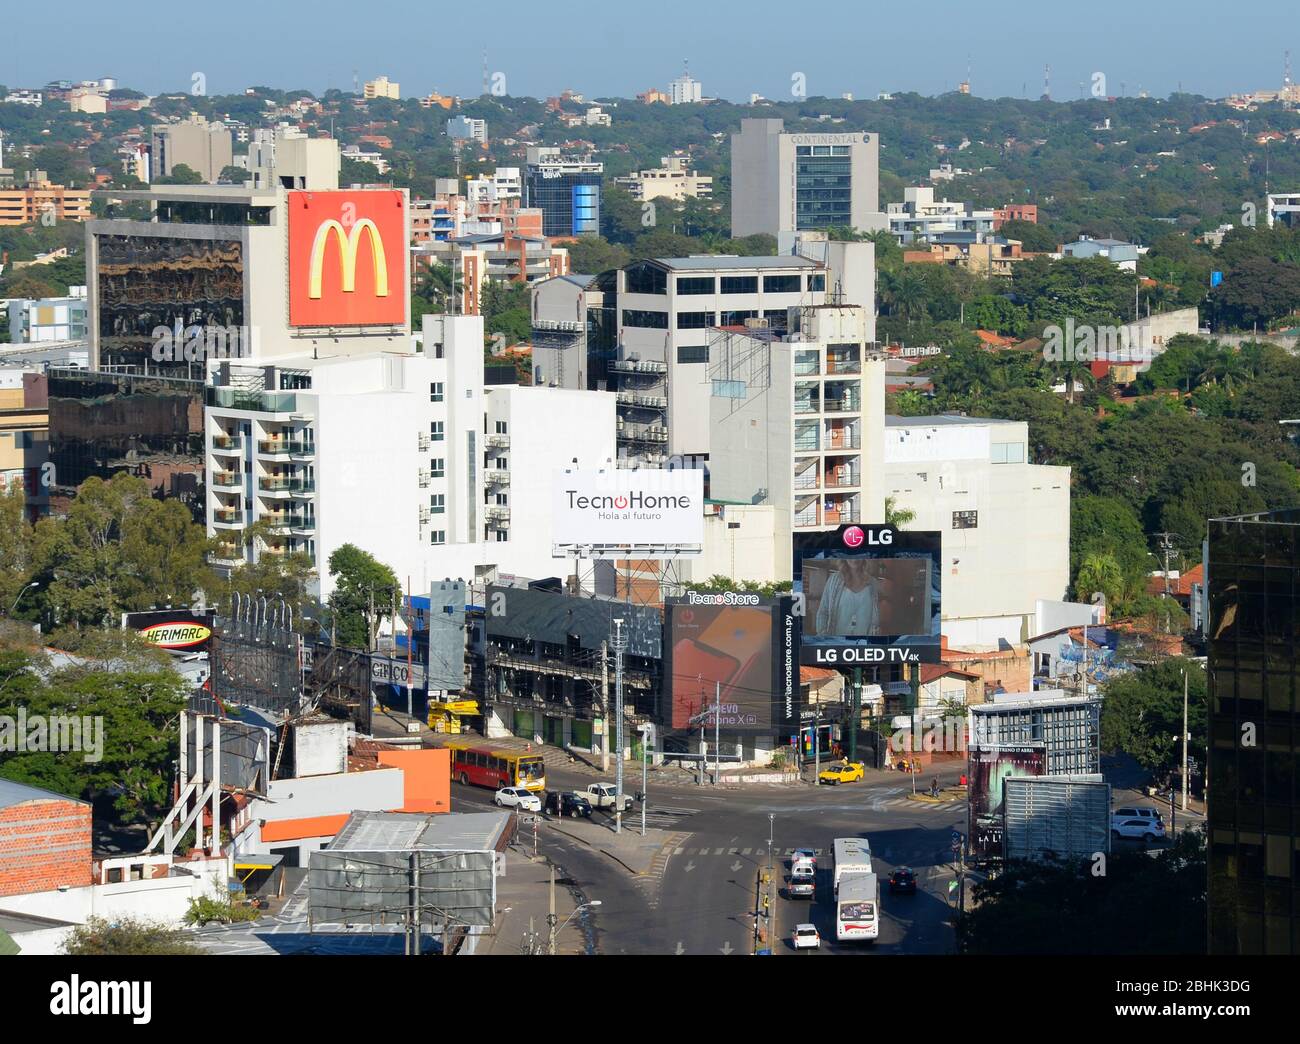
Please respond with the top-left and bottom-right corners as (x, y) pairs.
(451, 765), (967, 955)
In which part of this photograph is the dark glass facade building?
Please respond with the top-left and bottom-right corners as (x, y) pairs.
(524, 169), (602, 237)
(95, 233), (245, 379)
(794, 144), (853, 229)
(1207, 509), (1300, 954)
(47, 369), (205, 519)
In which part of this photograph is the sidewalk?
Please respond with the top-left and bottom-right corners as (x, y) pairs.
(479, 849), (584, 955)
(544, 812), (672, 876)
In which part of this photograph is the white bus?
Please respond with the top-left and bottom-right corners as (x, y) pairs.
(832, 837), (873, 897)
(836, 872), (879, 942)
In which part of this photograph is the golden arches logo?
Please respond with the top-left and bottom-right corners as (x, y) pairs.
(307, 218), (389, 300)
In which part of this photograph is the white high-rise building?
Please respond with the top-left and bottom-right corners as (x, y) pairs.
(669, 73), (702, 105)
(205, 314), (616, 599)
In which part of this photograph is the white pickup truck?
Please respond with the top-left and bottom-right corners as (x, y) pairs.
(579, 782), (635, 812)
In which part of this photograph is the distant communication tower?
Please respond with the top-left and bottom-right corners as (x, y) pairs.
(1041, 63), (1051, 102)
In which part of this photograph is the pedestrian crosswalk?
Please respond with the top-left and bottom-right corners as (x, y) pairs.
(641, 805), (702, 830)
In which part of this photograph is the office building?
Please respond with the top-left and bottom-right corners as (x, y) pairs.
(0, 172), (92, 225)
(614, 156), (713, 203)
(669, 73), (703, 105)
(530, 271), (618, 393)
(447, 116), (487, 145)
(150, 116), (234, 184)
(709, 304), (886, 573)
(523, 147), (602, 237)
(364, 76), (400, 101)
(1206, 509), (1300, 954)
(5, 287), (88, 343)
(730, 118), (885, 239)
(883, 415), (1071, 648)
(614, 255), (828, 465)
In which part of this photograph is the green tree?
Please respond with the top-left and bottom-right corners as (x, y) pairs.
(326, 544), (399, 649)
(1074, 550), (1125, 605)
(155, 163), (205, 185)
(63, 917), (203, 955)
(1101, 658), (1206, 777)
(884, 496), (916, 527)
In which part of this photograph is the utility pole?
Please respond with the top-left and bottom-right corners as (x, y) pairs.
(640, 725), (648, 836)
(713, 680), (721, 785)
(813, 704), (821, 783)
(600, 639), (609, 773)
(547, 864), (557, 955)
(1156, 532), (1176, 634)
(1182, 667), (1190, 814)
(849, 666), (861, 763)
(612, 618), (626, 834)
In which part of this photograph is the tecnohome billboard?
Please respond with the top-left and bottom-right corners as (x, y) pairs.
(288, 190), (407, 328)
(793, 525), (941, 666)
(663, 592), (798, 733)
(552, 468), (704, 557)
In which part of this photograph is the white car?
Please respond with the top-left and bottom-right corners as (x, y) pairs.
(791, 848), (817, 869)
(1111, 816), (1166, 843)
(792, 923), (821, 950)
(494, 786), (541, 812)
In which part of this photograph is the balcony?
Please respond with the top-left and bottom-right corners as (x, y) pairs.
(258, 476), (316, 495)
(486, 506), (511, 524)
(825, 427), (860, 451)
(794, 397), (821, 415)
(609, 358), (667, 374)
(826, 356), (861, 375)
(616, 391), (668, 409)
(484, 469), (510, 486)
(213, 507), (243, 527)
(265, 513), (315, 533)
(794, 467), (821, 491)
(206, 387), (299, 414)
(212, 470), (242, 489)
(617, 423), (669, 444)
(418, 434), (431, 452)
(486, 433), (510, 450)
(822, 397), (861, 414)
(823, 469), (860, 489)
(211, 434), (242, 453)
(257, 439), (315, 457)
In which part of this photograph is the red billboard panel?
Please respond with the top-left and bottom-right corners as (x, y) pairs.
(287, 190), (406, 327)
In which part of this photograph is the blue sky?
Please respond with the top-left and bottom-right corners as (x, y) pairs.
(5, 0), (1296, 102)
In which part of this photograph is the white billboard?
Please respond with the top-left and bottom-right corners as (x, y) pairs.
(553, 468), (704, 556)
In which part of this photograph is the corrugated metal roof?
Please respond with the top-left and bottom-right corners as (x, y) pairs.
(0, 778), (89, 811)
(330, 810), (509, 853)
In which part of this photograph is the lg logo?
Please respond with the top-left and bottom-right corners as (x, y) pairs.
(842, 526), (865, 548)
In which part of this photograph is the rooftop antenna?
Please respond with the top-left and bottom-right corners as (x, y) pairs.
(482, 50), (489, 97)
(1042, 63), (1051, 102)
(1286, 50), (1293, 87)
(352, 68), (359, 96)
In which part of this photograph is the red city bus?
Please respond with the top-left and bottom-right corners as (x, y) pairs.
(445, 741), (546, 792)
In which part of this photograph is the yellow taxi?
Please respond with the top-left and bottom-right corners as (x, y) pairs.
(818, 760), (866, 785)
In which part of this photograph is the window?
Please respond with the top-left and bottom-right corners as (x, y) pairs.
(431, 421), (444, 441)
(625, 263), (668, 295)
(495, 530), (508, 542)
(431, 494), (445, 513)
(719, 309), (757, 326)
(676, 275), (715, 295)
(676, 311), (713, 329)
(496, 457), (507, 468)
(623, 309), (668, 329)
(430, 382), (444, 402)
(720, 275), (758, 295)
(431, 458), (445, 477)
(495, 493), (508, 505)
(495, 420), (508, 434)
(678, 346), (709, 364)
(809, 274), (826, 292)
(991, 441), (1025, 464)
(763, 274), (801, 294)
(430, 529), (446, 545)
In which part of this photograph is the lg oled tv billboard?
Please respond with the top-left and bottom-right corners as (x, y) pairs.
(793, 525), (942, 666)
(287, 190), (407, 328)
(663, 593), (797, 733)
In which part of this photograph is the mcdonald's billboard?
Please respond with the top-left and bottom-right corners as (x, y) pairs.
(288, 190), (406, 328)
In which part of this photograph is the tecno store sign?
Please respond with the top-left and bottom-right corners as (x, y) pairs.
(552, 469), (704, 555)
(287, 190), (407, 328)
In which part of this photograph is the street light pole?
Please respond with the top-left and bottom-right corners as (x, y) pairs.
(639, 724), (648, 837)
(768, 813), (774, 874)
(1182, 667), (1190, 814)
(7, 580), (40, 616)
(612, 618), (625, 834)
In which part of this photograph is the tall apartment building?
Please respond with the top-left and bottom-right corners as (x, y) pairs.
(523, 147), (602, 237)
(1206, 509), (1300, 954)
(614, 256), (827, 465)
(150, 116), (234, 183)
(730, 118), (885, 240)
(5, 287), (88, 343)
(446, 116), (487, 144)
(887, 187), (996, 244)
(883, 415), (1071, 648)
(709, 304), (885, 573)
(364, 76), (400, 100)
(205, 313), (615, 599)
(0, 172), (92, 225)
(0, 370), (49, 521)
(614, 156), (713, 203)
(530, 271), (617, 393)
(669, 73), (703, 105)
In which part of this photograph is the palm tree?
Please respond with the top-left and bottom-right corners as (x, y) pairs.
(885, 496), (916, 527)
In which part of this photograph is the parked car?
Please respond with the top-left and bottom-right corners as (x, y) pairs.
(818, 761), (866, 785)
(544, 791), (593, 818)
(888, 867), (917, 894)
(1114, 806), (1164, 824)
(581, 782), (635, 812)
(1112, 816), (1167, 843)
(792, 923), (821, 950)
(494, 786), (541, 812)
(791, 847), (817, 869)
(785, 866), (816, 899)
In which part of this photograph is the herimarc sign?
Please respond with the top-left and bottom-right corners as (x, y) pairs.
(287, 190), (408, 328)
(122, 609), (215, 651)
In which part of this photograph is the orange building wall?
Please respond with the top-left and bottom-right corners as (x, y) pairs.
(378, 748), (451, 813)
